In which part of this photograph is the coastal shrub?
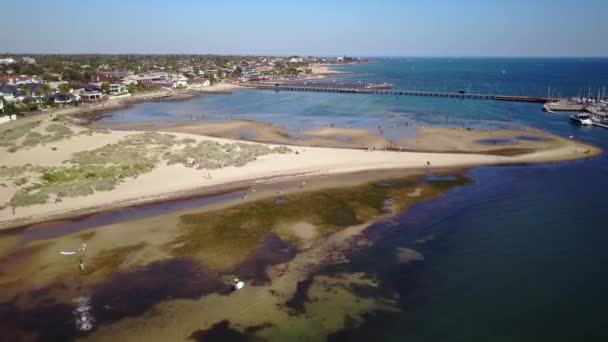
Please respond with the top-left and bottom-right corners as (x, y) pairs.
(165, 140), (288, 170)
(10, 191), (49, 207)
(21, 124), (74, 147)
(0, 165), (29, 178)
(273, 145), (293, 154)
(0, 121), (40, 147)
(7, 146), (18, 153)
(179, 137), (197, 145)
(45, 123), (73, 135)
(13, 177), (29, 187)
(22, 132), (43, 146)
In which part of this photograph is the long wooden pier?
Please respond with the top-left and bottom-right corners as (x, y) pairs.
(244, 81), (548, 103)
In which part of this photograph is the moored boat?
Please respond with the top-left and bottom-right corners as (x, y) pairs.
(570, 113), (593, 125)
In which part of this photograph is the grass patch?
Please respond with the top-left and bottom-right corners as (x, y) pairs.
(7, 132), (290, 207)
(10, 191), (49, 207)
(165, 141), (292, 169)
(0, 165), (30, 178)
(179, 137), (197, 144)
(45, 123), (73, 135)
(0, 121), (40, 147)
(13, 177), (29, 187)
(21, 123), (75, 148)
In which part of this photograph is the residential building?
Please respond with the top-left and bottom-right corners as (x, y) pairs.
(0, 58), (15, 65)
(124, 72), (170, 85)
(0, 84), (19, 102)
(186, 78), (210, 88)
(80, 90), (104, 102)
(0, 75), (39, 85)
(109, 83), (127, 95)
(52, 93), (80, 104)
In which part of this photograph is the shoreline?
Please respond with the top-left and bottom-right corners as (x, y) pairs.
(0, 167), (451, 234)
(0, 127), (601, 231)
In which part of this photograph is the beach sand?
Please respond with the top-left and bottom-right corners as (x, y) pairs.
(0, 119), (600, 230)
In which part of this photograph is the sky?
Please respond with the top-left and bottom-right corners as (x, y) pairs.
(2, 0), (608, 56)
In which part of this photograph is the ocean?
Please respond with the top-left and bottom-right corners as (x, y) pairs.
(102, 58), (608, 341)
(4, 58), (608, 341)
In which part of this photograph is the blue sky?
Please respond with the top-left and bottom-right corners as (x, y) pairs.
(3, 0), (608, 56)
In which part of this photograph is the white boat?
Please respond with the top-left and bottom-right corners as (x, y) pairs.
(570, 113), (593, 125)
(543, 103), (556, 113)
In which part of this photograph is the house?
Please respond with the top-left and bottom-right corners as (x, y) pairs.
(109, 83), (127, 95)
(336, 56), (344, 62)
(80, 90), (104, 102)
(149, 82), (175, 89)
(0, 84), (19, 102)
(168, 74), (188, 87)
(0, 75), (39, 85)
(18, 83), (47, 102)
(0, 58), (15, 65)
(289, 57), (303, 63)
(52, 93), (80, 104)
(186, 78), (210, 88)
(96, 70), (132, 82)
(124, 72), (170, 85)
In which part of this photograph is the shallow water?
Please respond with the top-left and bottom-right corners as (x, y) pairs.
(0, 173), (468, 341)
(475, 137), (517, 145)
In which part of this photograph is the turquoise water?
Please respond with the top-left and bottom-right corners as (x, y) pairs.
(100, 58), (608, 340)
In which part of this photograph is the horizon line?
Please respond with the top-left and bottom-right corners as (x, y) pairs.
(2, 52), (608, 59)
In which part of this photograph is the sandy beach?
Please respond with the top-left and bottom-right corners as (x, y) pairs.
(0, 118), (600, 231)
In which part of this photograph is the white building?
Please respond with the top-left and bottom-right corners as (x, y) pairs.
(123, 72), (170, 85)
(22, 57), (36, 64)
(109, 83), (127, 95)
(0, 58), (16, 65)
(187, 79), (210, 88)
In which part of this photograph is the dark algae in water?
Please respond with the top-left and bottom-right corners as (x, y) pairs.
(0, 173), (471, 341)
(165, 175), (458, 271)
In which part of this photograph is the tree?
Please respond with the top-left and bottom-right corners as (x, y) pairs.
(209, 74), (216, 85)
(234, 66), (242, 78)
(101, 82), (111, 94)
(58, 83), (71, 95)
(20, 85), (30, 96)
(41, 84), (52, 100)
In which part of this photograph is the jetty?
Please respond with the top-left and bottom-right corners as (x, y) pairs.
(244, 81), (548, 103)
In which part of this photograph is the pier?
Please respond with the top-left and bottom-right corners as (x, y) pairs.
(244, 81), (548, 103)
